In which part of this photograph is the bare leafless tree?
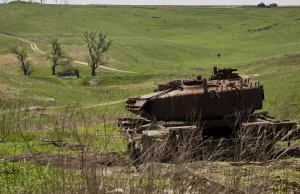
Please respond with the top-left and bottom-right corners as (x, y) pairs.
(10, 45), (33, 75)
(2, 0), (9, 3)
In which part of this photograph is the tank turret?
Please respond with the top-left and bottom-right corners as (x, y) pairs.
(126, 67), (264, 121)
(118, 67), (298, 163)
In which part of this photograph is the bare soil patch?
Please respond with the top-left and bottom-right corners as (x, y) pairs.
(4, 150), (300, 193)
(5, 151), (131, 170)
(171, 169), (245, 194)
(139, 162), (245, 193)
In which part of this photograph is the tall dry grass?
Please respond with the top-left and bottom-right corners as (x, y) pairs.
(0, 101), (299, 193)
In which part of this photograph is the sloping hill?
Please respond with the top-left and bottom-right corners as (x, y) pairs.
(1, 5), (300, 72)
(0, 4), (299, 118)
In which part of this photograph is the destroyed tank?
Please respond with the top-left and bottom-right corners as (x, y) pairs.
(119, 67), (299, 163)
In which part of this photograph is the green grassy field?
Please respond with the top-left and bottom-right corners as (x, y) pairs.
(0, 4), (300, 193)
(0, 4), (299, 113)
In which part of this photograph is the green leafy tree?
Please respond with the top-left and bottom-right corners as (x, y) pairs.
(10, 44), (33, 75)
(270, 3), (278, 7)
(59, 59), (81, 79)
(48, 36), (65, 75)
(257, 2), (266, 7)
(83, 31), (113, 76)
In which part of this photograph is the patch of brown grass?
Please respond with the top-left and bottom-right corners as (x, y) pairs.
(64, 45), (87, 61)
(0, 80), (19, 100)
(0, 54), (19, 73)
(26, 36), (42, 43)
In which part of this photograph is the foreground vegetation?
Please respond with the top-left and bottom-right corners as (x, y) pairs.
(0, 4), (299, 193)
(0, 104), (299, 193)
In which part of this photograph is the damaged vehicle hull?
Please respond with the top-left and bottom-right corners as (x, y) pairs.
(118, 67), (299, 163)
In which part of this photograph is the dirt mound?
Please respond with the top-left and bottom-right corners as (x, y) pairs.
(5, 151), (131, 170)
(172, 171), (245, 194)
(139, 163), (245, 194)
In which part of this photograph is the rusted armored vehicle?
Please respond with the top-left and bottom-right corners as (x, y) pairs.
(119, 67), (299, 163)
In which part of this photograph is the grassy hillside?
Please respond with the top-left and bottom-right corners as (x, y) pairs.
(1, 5), (300, 72)
(0, 5), (299, 193)
(0, 4), (299, 118)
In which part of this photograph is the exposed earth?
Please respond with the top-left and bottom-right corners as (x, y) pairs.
(3, 140), (300, 193)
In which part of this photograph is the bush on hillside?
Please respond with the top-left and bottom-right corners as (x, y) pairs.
(270, 3), (278, 7)
(257, 2), (266, 7)
(257, 2), (278, 8)
(57, 66), (81, 78)
(57, 67), (75, 77)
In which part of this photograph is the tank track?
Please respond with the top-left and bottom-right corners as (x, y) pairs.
(118, 113), (299, 164)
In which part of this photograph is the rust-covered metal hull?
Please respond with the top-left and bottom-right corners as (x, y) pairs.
(126, 74), (264, 121)
(140, 86), (263, 120)
(119, 67), (298, 163)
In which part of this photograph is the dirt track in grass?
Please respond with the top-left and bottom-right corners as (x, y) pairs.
(0, 32), (136, 73)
